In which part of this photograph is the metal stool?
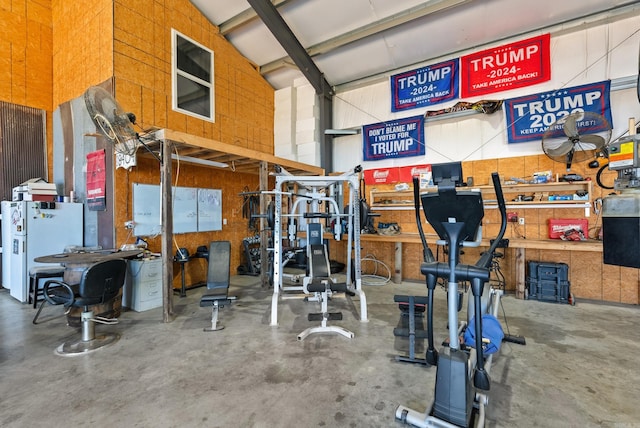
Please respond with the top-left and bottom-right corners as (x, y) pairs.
(30, 266), (64, 324)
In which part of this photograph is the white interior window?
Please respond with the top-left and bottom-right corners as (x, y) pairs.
(171, 29), (214, 122)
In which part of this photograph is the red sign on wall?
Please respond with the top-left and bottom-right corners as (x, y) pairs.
(461, 34), (550, 98)
(86, 149), (106, 211)
(397, 164), (431, 183)
(363, 167), (399, 185)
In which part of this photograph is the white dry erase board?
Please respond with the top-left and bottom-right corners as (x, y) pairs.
(133, 183), (222, 236)
(198, 188), (222, 231)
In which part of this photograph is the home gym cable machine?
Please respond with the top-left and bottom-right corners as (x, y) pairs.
(396, 164), (514, 428)
(269, 166), (368, 335)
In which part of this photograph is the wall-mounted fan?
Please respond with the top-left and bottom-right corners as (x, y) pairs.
(84, 86), (140, 156)
(541, 111), (612, 170)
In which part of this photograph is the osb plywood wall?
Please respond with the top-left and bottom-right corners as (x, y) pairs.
(124, 158), (262, 289)
(44, 0), (278, 290)
(51, 0), (113, 107)
(1, 0), (52, 109)
(2, 0), (54, 180)
(110, 0), (276, 271)
(111, 0), (274, 153)
(356, 154), (639, 305)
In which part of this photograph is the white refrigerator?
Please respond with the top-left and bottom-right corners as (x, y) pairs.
(1, 200), (83, 303)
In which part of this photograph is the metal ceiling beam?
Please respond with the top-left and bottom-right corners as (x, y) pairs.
(333, 1), (640, 93)
(219, 0), (294, 35)
(246, 0), (332, 96)
(247, 0), (334, 171)
(260, 0), (471, 75)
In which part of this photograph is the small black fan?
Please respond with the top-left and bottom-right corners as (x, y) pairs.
(84, 86), (140, 156)
(541, 111), (612, 171)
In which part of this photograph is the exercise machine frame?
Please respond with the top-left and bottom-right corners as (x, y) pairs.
(395, 171), (508, 428)
(269, 166), (368, 328)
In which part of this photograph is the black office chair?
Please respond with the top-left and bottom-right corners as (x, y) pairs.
(42, 259), (128, 356)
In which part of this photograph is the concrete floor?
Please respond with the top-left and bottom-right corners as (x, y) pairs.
(1, 274), (639, 428)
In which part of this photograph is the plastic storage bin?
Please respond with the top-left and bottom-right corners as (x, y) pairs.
(526, 261), (571, 304)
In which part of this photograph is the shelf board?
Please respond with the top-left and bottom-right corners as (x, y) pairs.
(370, 180), (592, 216)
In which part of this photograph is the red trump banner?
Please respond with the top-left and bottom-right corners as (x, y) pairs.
(461, 33), (550, 98)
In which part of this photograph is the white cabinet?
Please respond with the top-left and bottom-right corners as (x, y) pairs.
(123, 258), (162, 312)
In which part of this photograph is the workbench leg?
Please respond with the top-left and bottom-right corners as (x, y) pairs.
(394, 242), (402, 284)
(515, 247), (525, 299)
(180, 263), (187, 298)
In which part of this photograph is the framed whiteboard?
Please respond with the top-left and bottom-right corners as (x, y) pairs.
(198, 188), (222, 231)
(133, 183), (162, 237)
(133, 183), (222, 236)
(173, 187), (198, 233)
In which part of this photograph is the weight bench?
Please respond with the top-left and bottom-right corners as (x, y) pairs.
(298, 238), (354, 340)
(393, 295), (429, 365)
(199, 241), (236, 331)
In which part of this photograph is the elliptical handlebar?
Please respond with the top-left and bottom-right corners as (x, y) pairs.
(476, 172), (507, 269)
(412, 177), (435, 263)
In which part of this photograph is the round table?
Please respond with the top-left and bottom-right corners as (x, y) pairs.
(34, 249), (143, 264)
(34, 249), (143, 325)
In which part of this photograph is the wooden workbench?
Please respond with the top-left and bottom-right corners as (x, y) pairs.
(358, 233), (602, 298)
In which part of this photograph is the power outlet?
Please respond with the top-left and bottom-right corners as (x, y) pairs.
(507, 212), (518, 223)
(518, 217), (525, 225)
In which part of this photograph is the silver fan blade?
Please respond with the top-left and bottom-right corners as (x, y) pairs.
(563, 115), (579, 138)
(545, 140), (574, 156)
(577, 134), (605, 150)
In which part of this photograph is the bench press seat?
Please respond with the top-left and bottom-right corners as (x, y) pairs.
(199, 241), (235, 331)
(298, 235), (354, 340)
(200, 285), (231, 306)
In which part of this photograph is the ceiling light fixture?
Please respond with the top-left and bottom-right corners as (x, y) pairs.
(324, 128), (361, 135)
(170, 154), (229, 168)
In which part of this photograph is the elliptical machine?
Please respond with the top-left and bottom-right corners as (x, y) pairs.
(396, 164), (509, 428)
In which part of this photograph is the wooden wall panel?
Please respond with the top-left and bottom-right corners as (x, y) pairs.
(120, 157), (261, 289)
(358, 154), (638, 304)
(1, 0), (54, 176)
(52, 0), (113, 107)
(105, 0), (276, 291)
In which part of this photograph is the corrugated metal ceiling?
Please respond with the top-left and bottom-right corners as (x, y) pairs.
(189, 0), (640, 91)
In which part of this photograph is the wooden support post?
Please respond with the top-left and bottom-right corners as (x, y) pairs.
(259, 161), (270, 287)
(394, 242), (402, 283)
(515, 247), (525, 299)
(161, 139), (174, 322)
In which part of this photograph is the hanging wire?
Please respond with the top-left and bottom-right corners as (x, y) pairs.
(172, 145), (182, 253)
(360, 253), (391, 285)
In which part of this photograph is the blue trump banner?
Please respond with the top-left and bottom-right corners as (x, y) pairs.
(504, 80), (612, 143)
(390, 59), (459, 112)
(363, 115), (424, 161)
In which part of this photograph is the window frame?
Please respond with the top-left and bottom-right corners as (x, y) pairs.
(171, 29), (215, 122)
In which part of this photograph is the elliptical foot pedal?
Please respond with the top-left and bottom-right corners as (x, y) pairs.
(503, 334), (526, 345)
